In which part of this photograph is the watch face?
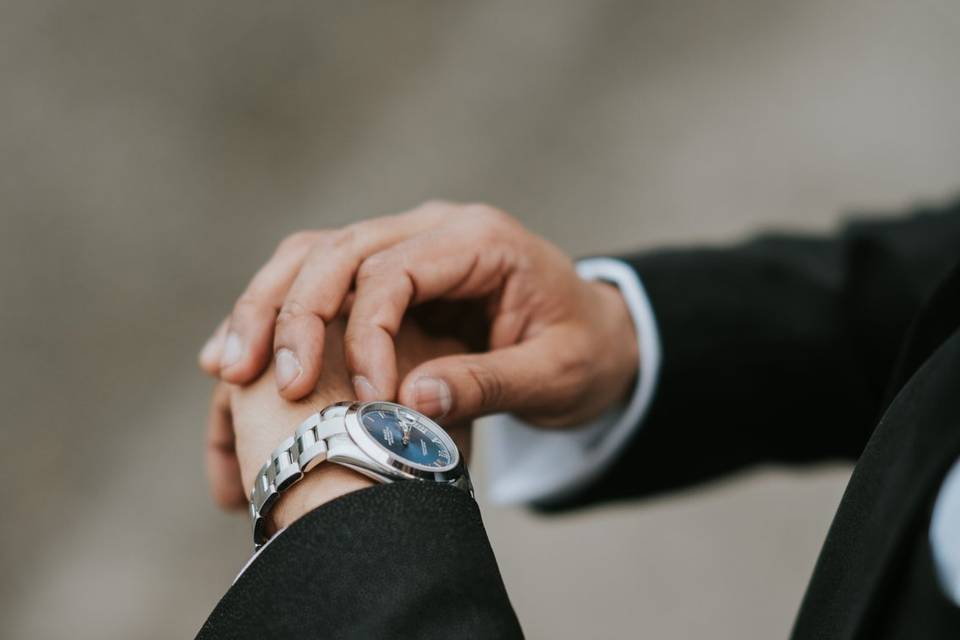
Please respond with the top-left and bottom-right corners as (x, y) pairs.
(358, 402), (459, 472)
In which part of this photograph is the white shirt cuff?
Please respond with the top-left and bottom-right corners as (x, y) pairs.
(484, 257), (662, 505)
(931, 455), (960, 605)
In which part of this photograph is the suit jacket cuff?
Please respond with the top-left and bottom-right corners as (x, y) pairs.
(199, 482), (522, 639)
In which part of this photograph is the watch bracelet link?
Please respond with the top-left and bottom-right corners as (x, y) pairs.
(249, 401), (354, 550)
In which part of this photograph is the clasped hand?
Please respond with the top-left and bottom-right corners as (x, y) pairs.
(199, 201), (638, 511)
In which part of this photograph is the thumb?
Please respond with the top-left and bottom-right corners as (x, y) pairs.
(397, 333), (569, 423)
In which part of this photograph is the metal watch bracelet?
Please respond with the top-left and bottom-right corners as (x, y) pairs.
(248, 401), (355, 550)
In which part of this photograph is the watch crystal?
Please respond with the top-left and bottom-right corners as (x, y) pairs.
(358, 402), (458, 471)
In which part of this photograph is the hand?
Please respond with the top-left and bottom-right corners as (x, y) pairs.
(199, 201), (638, 427)
(206, 317), (472, 532)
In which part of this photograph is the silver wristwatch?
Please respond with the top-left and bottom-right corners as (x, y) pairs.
(248, 400), (472, 549)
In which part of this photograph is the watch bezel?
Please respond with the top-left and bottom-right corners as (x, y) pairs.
(345, 401), (461, 480)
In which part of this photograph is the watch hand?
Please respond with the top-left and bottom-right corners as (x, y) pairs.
(396, 407), (416, 446)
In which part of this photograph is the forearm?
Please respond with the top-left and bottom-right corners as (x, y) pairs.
(635, 205), (960, 463)
(551, 201), (960, 510)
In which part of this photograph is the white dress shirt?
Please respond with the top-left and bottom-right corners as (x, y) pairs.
(485, 257), (960, 606)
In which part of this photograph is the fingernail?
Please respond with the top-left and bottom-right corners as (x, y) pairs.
(275, 348), (302, 390)
(413, 377), (452, 418)
(352, 375), (378, 401)
(220, 332), (243, 368)
(199, 333), (222, 364)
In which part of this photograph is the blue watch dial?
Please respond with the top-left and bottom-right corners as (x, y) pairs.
(359, 403), (457, 471)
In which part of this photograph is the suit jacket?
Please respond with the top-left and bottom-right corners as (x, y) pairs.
(199, 199), (960, 639)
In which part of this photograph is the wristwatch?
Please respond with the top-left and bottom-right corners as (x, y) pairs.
(248, 400), (473, 549)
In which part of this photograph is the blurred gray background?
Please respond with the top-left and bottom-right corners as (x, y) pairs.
(3, 1), (959, 638)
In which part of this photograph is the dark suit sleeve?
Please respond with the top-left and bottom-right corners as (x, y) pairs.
(544, 198), (960, 510)
(198, 483), (523, 639)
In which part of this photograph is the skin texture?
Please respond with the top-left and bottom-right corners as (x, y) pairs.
(206, 318), (471, 532)
(199, 201), (639, 428)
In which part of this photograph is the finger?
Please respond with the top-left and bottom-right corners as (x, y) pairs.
(218, 231), (322, 384)
(198, 317), (229, 375)
(397, 330), (575, 422)
(345, 216), (517, 401)
(206, 382), (247, 510)
(273, 203), (449, 400)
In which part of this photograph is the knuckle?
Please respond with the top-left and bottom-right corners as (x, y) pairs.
(342, 327), (367, 355)
(277, 230), (318, 254)
(328, 225), (358, 251)
(463, 361), (504, 410)
(465, 202), (510, 225)
(357, 251), (393, 281)
(557, 334), (593, 378)
(343, 327), (389, 367)
(551, 344), (593, 397)
(461, 203), (517, 241)
(232, 292), (263, 315)
(277, 299), (309, 324)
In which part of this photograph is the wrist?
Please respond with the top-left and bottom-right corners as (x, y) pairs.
(231, 318), (473, 540)
(589, 279), (640, 392)
(265, 463), (375, 535)
(232, 351), (370, 534)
